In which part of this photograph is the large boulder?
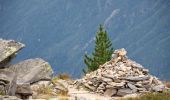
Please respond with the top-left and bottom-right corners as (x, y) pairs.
(0, 39), (24, 68)
(0, 69), (17, 96)
(8, 58), (53, 84)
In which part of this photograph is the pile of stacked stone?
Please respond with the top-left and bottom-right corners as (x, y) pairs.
(77, 48), (169, 97)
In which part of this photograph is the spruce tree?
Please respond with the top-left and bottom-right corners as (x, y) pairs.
(83, 25), (113, 73)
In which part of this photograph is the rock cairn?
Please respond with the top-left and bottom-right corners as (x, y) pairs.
(77, 48), (169, 97)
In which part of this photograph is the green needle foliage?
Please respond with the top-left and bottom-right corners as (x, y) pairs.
(83, 25), (114, 73)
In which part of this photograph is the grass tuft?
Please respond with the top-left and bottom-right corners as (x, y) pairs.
(0, 91), (5, 95)
(35, 84), (53, 95)
(166, 82), (170, 88)
(121, 91), (170, 100)
(57, 73), (71, 80)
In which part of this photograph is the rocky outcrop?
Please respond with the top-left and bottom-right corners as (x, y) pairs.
(0, 39), (54, 99)
(76, 48), (169, 97)
(0, 39), (24, 68)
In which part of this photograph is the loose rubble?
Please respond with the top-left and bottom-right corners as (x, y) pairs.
(76, 48), (169, 97)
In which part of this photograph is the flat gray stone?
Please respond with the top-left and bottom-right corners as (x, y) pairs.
(0, 95), (21, 100)
(122, 76), (150, 82)
(127, 83), (138, 92)
(84, 83), (96, 91)
(117, 88), (133, 96)
(152, 85), (166, 92)
(104, 88), (117, 96)
(0, 39), (24, 68)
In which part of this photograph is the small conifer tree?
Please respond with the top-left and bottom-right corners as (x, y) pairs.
(83, 25), (113, 73)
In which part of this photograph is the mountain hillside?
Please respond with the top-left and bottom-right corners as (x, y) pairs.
(0, 0), (170, 79)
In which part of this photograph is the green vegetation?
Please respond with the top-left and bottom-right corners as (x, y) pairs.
(83, 25), (113, 73)
(121, 91), (170, 100)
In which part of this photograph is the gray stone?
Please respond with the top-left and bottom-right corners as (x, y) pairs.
(152, 77), (162, 85)
(8, 58), (53, 84)
(131, 62), (144, 69)
(152, 85), (166, 92)
(117, 88), (133, 96)
(111, 54), (118, 59)
(0, 69), (17, 96)
(143, 84), (152, 91)
(104, 88), (117, 96)
(142, 69), (149, 74)
(97, 84), (105, 90)
(96, 89), (104, 94)
(102, 74), (116, 80)
(122, 76), (150, 82)
(107, 82), (125, 88)
(101, 77), (112, 82)
(135, 83), (143, 88)
(127, 83), (138, 92)
(0, 39), (24, 68)
(0, 95), (21, 100)
(115, 48), (127, 56)
(87, 81), (93, 85)
(15, 83), (32, 99)
(137, 88), (147, 93)
(16, 83), (32, 94)
(84, 83), (96, 91)
(102, 74), (111, 78)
